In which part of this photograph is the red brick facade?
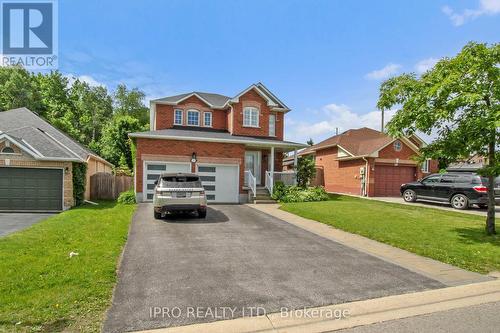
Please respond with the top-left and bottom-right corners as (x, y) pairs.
(314, 139), (438, 197)
(135, 138), (247, 193)
(154, 89), (284, 140)
(155, 96), (228, 131)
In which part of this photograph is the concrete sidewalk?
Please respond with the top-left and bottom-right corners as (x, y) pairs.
(135, 279), (500, 333)
(248, 204), (491, 287)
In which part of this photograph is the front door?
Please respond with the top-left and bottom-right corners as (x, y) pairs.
(244, 151), (261, 184)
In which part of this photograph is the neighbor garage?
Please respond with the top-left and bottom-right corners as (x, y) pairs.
(0, 167), (63, 211)
(374, 165), (416, 197)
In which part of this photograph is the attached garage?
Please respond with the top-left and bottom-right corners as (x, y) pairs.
(143, 161), (191, 201)
(196, 164), (239, 203)
(374, 165), (416, 197)
(0, 167), (63, 211)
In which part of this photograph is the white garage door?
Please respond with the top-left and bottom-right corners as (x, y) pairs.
(143, 161), (191, 201)
(197, 164), (239, 203)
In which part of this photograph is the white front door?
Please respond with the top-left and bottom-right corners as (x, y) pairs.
(244, 151), (261, 184)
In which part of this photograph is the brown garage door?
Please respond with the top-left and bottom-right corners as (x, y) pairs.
(374, 165), (416, 197)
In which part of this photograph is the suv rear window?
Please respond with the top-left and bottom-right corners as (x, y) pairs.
(161, 176), (202, 188)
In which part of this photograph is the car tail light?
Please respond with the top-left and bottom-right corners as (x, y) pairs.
(199, 190), (205, 197)
(473, 186), (488, 193)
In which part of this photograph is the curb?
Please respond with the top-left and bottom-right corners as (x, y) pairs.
(135, 279), (500, 333)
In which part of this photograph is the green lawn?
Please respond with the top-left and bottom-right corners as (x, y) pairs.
(281, 195), (499, 274)
(0, 202), (136, 333)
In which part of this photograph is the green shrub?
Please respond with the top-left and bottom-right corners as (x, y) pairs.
(272, 181), (288, 201)
(72, 162), (87, 206)
(117, 189), (136, 204)
(273, 184), (329, 203)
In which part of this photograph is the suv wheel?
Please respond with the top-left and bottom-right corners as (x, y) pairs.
(451, 194), (469, 210)
(154, 211), (162, 219)
(197, 209), (207, 219)
(403, 189), (417, 202)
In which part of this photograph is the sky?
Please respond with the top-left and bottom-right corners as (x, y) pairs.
(54, 0), (499, 144)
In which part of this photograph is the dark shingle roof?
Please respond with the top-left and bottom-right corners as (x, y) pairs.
(0, 107), (110, 163)
(153, 92), (231, 108)
(129, 128), (306, 149)
(299, 127), (396, 157)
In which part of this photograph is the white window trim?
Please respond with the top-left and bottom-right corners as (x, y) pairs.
(421, 159), (430, 173)
(269, 114), (276, 137)
(1, 146), (16, 154)
(243, 107), (260, 128)
(186, 109), (200, 126)
(174, 109), (183, 125)
(204, 112), (213, 127)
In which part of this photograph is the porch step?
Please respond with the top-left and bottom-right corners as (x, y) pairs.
(253, 199), (277, 204)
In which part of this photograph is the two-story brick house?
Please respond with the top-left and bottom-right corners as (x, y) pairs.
(129, 83), (306, 203)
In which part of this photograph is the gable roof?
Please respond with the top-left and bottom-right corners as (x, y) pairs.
(0, 107), (112, 164)
(153, 92), (231, 108)
(294, 127), (421, 159)
(151, 82), (290, 112)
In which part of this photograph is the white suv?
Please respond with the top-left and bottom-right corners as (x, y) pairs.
(153, 173), (207, 219)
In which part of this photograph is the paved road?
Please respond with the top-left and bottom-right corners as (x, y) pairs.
(336, 301), (500, 333)
(0, 213), (53, 237)
(103, 204), (443, 333)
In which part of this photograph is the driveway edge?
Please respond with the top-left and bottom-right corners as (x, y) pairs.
(247, 204), (492, 287)
(134, 279), (500, 333)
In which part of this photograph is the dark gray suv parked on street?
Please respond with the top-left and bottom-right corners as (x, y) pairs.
(400, 172), (500, 210)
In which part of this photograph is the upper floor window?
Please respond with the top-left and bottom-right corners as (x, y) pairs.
(1, 146), (15, 154)
(243, 107), (259, 127)
(269, 114), (276, 136)
(187, 109), (200, 126)
(174, 109), (183, 125)
(204, 112), (212, 127)
(393, 140), (402, 152)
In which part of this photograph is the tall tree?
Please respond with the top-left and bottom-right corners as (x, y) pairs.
(113, 84), (149, 126)
(0, 66), (41, 111)
(69, 80), (113, 149)
(307, 138), (314, 146)
(377, 42), (499, 235)
(99, 115), (142, 170)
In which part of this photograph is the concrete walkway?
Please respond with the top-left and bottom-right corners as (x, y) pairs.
(135, 279), (500, 333)
(248, 204), (491, 287)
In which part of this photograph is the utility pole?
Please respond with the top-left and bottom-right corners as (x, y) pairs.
(381, 109), (384, 132)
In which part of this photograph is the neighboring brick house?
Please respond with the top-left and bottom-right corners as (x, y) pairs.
(284, 127), (438, 197)
(129, 83), (306, 203)
(0, 107), (112, 211)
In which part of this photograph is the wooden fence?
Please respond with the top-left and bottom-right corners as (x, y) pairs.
(90, 172), (133, 200)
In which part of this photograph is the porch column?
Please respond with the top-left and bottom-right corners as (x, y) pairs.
(293, 149), (298, 185)
(270, 146), (275, 174)
(293, 149), (298, 169)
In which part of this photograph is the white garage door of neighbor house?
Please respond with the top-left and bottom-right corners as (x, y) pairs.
(144, 161), (191, 201)
(197, 164), (239, 203)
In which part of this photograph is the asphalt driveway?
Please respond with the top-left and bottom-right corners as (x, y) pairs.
(104, 204), (443, 333)
(0, 213), (53, 237)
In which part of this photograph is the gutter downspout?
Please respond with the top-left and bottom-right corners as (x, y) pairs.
(362, 157), (369, 197)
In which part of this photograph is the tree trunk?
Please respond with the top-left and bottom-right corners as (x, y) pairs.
(485, 139), (496, 235)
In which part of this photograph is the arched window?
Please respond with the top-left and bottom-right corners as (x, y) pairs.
(186, 109), (200, 126)
(243, 107), (259, 127)
(393, 140), (402, 152)
(1, 146), (15, 154)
